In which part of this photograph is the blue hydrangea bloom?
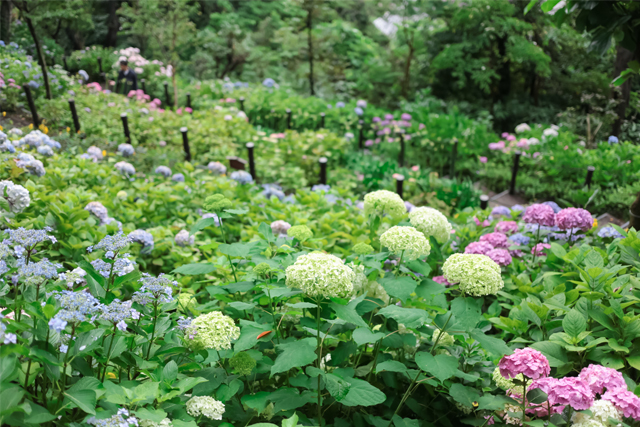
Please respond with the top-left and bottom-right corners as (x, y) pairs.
(262, 78), (275, 88)
(508, 233), (530, 246)
(230, 170), (253, 185)
(598, 226), (624, 239)
(354, 107), (364, 116)
(608, 135), (619, 144)
(262, 184), (285, 200)
(336, 102), (345, 108)
(311, 184), (331, 192)
(542, 201), (562, 213)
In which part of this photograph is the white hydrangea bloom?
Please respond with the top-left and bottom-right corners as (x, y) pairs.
(572, 400), (622, 427)
(492, 367), (525, 395)
(174, 230), (194, 247)
(432, 329), (454, 346)
(0, 180), (30, 213)
(186, 396), (225, 420)
(543, 128), (558, 139)
(380, 226), (431, 261)
(515, 123), (531, 133)
(363, 190), (407, 219)
(140, 418), (173, 427)
(442, 253), (503, 296)
(115, 161), (136, 176)
(184, 311), (240, 351)
(408, 207), (452, 243)
(349, 262), (368, 293)
(285, 252), (355, 298)
(271, 220), (291, 237)
(37, 145), (54, 156)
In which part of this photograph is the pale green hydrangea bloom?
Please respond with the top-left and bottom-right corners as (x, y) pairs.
(572, 400), (622, 427)
(184, 311), (240, 351)
(185, 396), (225, 420)
(349, 262), (368, 293)
(364, 190), (407, 219)
(353, 242), (374, 255)
(432, 329), (455, 347)
(409, 207), (452, 243)
(442, 253), (504, 296)
(287, 225), (313, 241)
(492, 367), (525, 395)
(177, 293), (197, 314)
(364, 280), (390, 304)
(140, 419), (173, 427)
(380, 226), (431, 261)
(285, 252), (355, 298)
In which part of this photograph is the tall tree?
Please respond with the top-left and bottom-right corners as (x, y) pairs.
(15, 1), (51, 99)
(0, 0), (11, 43)
(305, 0), (315, 95)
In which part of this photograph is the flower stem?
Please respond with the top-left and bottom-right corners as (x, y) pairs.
(219, 216), (238, 282)
(145, 302), (159, 360)
(316, 301), (323, 427)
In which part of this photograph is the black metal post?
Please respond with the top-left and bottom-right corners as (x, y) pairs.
(246, 142), (256, 180)
(480, 195), (489, 210)
(320, 112), (325, 129)
(141, 79), (147, 94)
(121, 113), (130, 143)
(23, 85), (39, 126)
(63, 55), (69, 72)
(286, 108), (292, 130)
(239, 97), (245, 112)
(163, 82), (171, 109)
(509, 151), (522, 196)
(181, 127), (191, 162)
(186, 93), (192, 111)
(395, 174), (405, 199)
(358, 120), (364, 149)
(399, 134), (405, 167)
(68, 99), (80, 133)
(450, 138), (458, 178)
(319, 157), (327, 185)
(97, 56), (103, 74)
(585, 166), (595, 189)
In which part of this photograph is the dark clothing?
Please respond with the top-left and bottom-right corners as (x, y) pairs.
(116, 68), (138, 92)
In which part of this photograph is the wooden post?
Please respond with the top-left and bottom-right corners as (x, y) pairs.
(399, 134), (405, 167)
(395, 174), (405, 199)
(163, 82), (171, 108)
(246, 142), (256, 180)
(121, 113), (130, 143)
(181, 127), (191, 162)
(239, 97), (245, 112)
(286, 108), (292, 130)
(630, 192), (640, 231)
(480, 195), (489, 210)
(320, 112), (325, 129)
(23, 85), (39, 126)
(63, 55), (69, 72)
(585, 166), (595, 189)
(319, 157), (327, 185)
(97, 56), (103, 74)
(68, 99), (80, 133)
(358, 120), (364, 149)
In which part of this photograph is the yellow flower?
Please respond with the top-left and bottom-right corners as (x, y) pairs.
(106, 372), (116, 379)
(2, 112), (5, 117)
(102, 150), (107, 157)
(66, 127), (70, 132)
(593, 218), (598, 228)
(28, 124), (33, 129)
(77, 130), (81, 134)
(0, 126), (3, 131)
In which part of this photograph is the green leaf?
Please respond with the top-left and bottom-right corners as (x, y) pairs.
(86, 274), (105, 298)
(331, 295), (368, 328)
(282, 413), (300, 427)
(550, 243), (567, 258)
(377, 305), (428, 329)
(225, 208), (249, 215)
(173, 421), (199, 427)
(541, 0), (562, 13)
(530, 341), (568, 367)
(340, 378), (386, 407)
(163, 360), (178, 382)
(527, 388), (548, 405)
(0, 355), (17, 383)
(375, 360), (408, 374)
(352, 328), (385, 346)
(190, 217), (219, 235)
(451, 297), (482, 331)
(63, 389), (96, 415)
(217, 378), (243, 401)
(228, 301), (256, 311)
(258, 222), (275, 242)
(470, 330), (512, 356)
(172, 263), (216, 275)
(405, 260), (431, 276)
(414, 352), (458, 382)
(524, 0), (538, 14)
(235, 324), (272, 352)
(270, 338), (317, 376)
(286, 302), (317, 309)
(449, 383), (481, 407)
(563, 310), (587, 338)
(135, 408), (168, 422)
(24, 403), (56, 423)
(0, 386), (24, 414)
(379, 276), (417, 302)
(242, 391), (271, 414)
(325, 374), (351, 401)
(477, 395), (517, 410)
(133, 382), (160, 403)
(219, 242), (252, 258)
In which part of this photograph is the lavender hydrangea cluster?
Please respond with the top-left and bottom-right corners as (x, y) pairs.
(479, 232), (509, 248)
(91, 256), (136, 278)
(175, 230), (195, 247)
(598, 226), (624, 239)
(5, 226), (56, 251)
(48, 290), (101, 332)
(117, 143), (135, 157)
(15, 153), (46, 176)
(271, 220), (291, 238)
(230, 170), (253, 184)
(88, 231), (131, 254)
(155, 165), (171, 177)
(555, 207), (593, 231)
(262, 183), (285, 200)
(99, 299), (140, 331)
(18, 258), (61, 284)
(207, 161), (227, 175)
(132, 273), (176, 305)
(85, 201), (116, 225)
(171, 173), (185, 182)
(115, 161), (136, 176)
(129, 229), (154, 250)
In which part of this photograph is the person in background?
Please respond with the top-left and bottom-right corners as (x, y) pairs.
(116, 60), (138, 93)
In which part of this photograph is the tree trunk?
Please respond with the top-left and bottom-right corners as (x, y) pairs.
(630, 192), (640, 231)
(105, 0), (119, 47)
(1, 0), (11, 43)
(172, 64), (178, 109)
(24, 14), (51, 99)
(401, 43), (414, 99)
(492, 36), (511, 131)
(612, 45), (634, 137)
(307, 2), (315, 96)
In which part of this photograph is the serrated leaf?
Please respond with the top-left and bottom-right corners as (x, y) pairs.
(270, 339), (317, 376)
(172, 263), (216, 275)
(340, 378), (386, 407)
(563, 310), (587, 338)
(415, 352), (458, 382)
(63, 389), (96, 415)
(377, 305), (428, 329)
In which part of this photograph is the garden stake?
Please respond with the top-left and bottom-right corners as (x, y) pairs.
(163, 81), (171, 108)
(23, 85), (39, 126)
(480, 195), (489, 210)
(121, 113), (130, 143)
(97, 56), (103, 74)
(509, 151), (522, 196)
(320, 112), (325, 129)
(358, 120), (364, 149)
(399, 134), (405, 167)
(181, 127), (191, 162)
(141, 78), (147, 94)
(62, 55), (69, 72)
(239, 97), (245, 112)
(68, 99), (81, 133)
(319, 157), (327, 185)
(286, 108), (292, 130)
(186, 92), (192, 110)
(449, 138), (458, 178)
(585, 166), (595, 188)
(395, 174), (404, 199)
(246, 142), (256, 180)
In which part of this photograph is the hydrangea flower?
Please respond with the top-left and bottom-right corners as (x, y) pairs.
(204, 194), (232, 212)
(508, 233), (530, 246)
(491, 206), (511, 218)
(171, 173), (185, 182)
(432, 275), (452, 286)
(353, 242), (374, 255)
(495, 221), (518, 234)
(522, 204), (556, 227)
(597, 226), (624, 239)
(186, 396), (225, 420)
(91, 256), (136, 278)
(499, 348), (550, 380)
(608, 135), (619, 144)
(492, 367), (525, 394)
(262, 183), (285, 200)
(88, 408), (139, 427)
(175, 230), (194, 247)
(0, 180), (30, 213)
(207, 161), (227, 175)
(572, 400), (623, 427)
(432, 329), (454, 346)
(551, 377), (594, 410)
(579, 364), (627, 395)
(15, 153), (45, 176)
(555, 207), (593, 231)
(0, 141), (15, 153)
(183, 311), (240, 351)
(532, 243), (551, 256)
(602, 388), (640, 420)
(59, 267), (87, 288)
(115, 161), (135, 176)
(480, 232), (509, 248)
(37, 145), (53, 156)
(48, 290), (101, 330)
(285, 252), (355, 298)
(271, 220), (291, 237)
(88, 231), (131, 254)
(363, 190), (406, 219)
(230, 170), (253, 184)
(85, 201), (110, 224)
(18, 258), (62, 284)
(262, 78), (275, 88)
(287, 225), (313, 241)
(486, 249), (512, 266)
(442, 254), (503, 296)
(380, 226), (431, 261)
(100, 299), (140, 330)
(132, 273), (176, 305)
(542, 201), (561, 214)
(201, 213), (220, 227)
(464, 241), (494, 255)
(515, 123), (531, 133)
(408, 207), (452, 243)
(229, 351), (257, 376)
(356, 100), (367, 108)
(129, 229), (154, 250)
(140, 419), (173, 427)
(117, 143), (135, 157)
(155, 166), (171, 177)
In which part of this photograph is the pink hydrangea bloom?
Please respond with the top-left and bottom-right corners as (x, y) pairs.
(489, 141), (506, 150)
(603, 388), (640, 420)
(499, 348), (550, 380)
(510, 249), (524, 258)
(527, 377), (563, 416)
(432, 275), (452, 287)
(579, 365), (627, 395)
(479, 156), (487, 163)
(506, 135), (516, 142)
(464, 241), (494, 255)
(532, 243), (551, 256)
(486, 249), (512, 266)
(473, 217), (491, 227)
(495, 221), (518, 234)
(555, 208), (593, 231)
(551, 377), (594, 410)
(522, 204), (556, 227)
(480, 232), (509, 248)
